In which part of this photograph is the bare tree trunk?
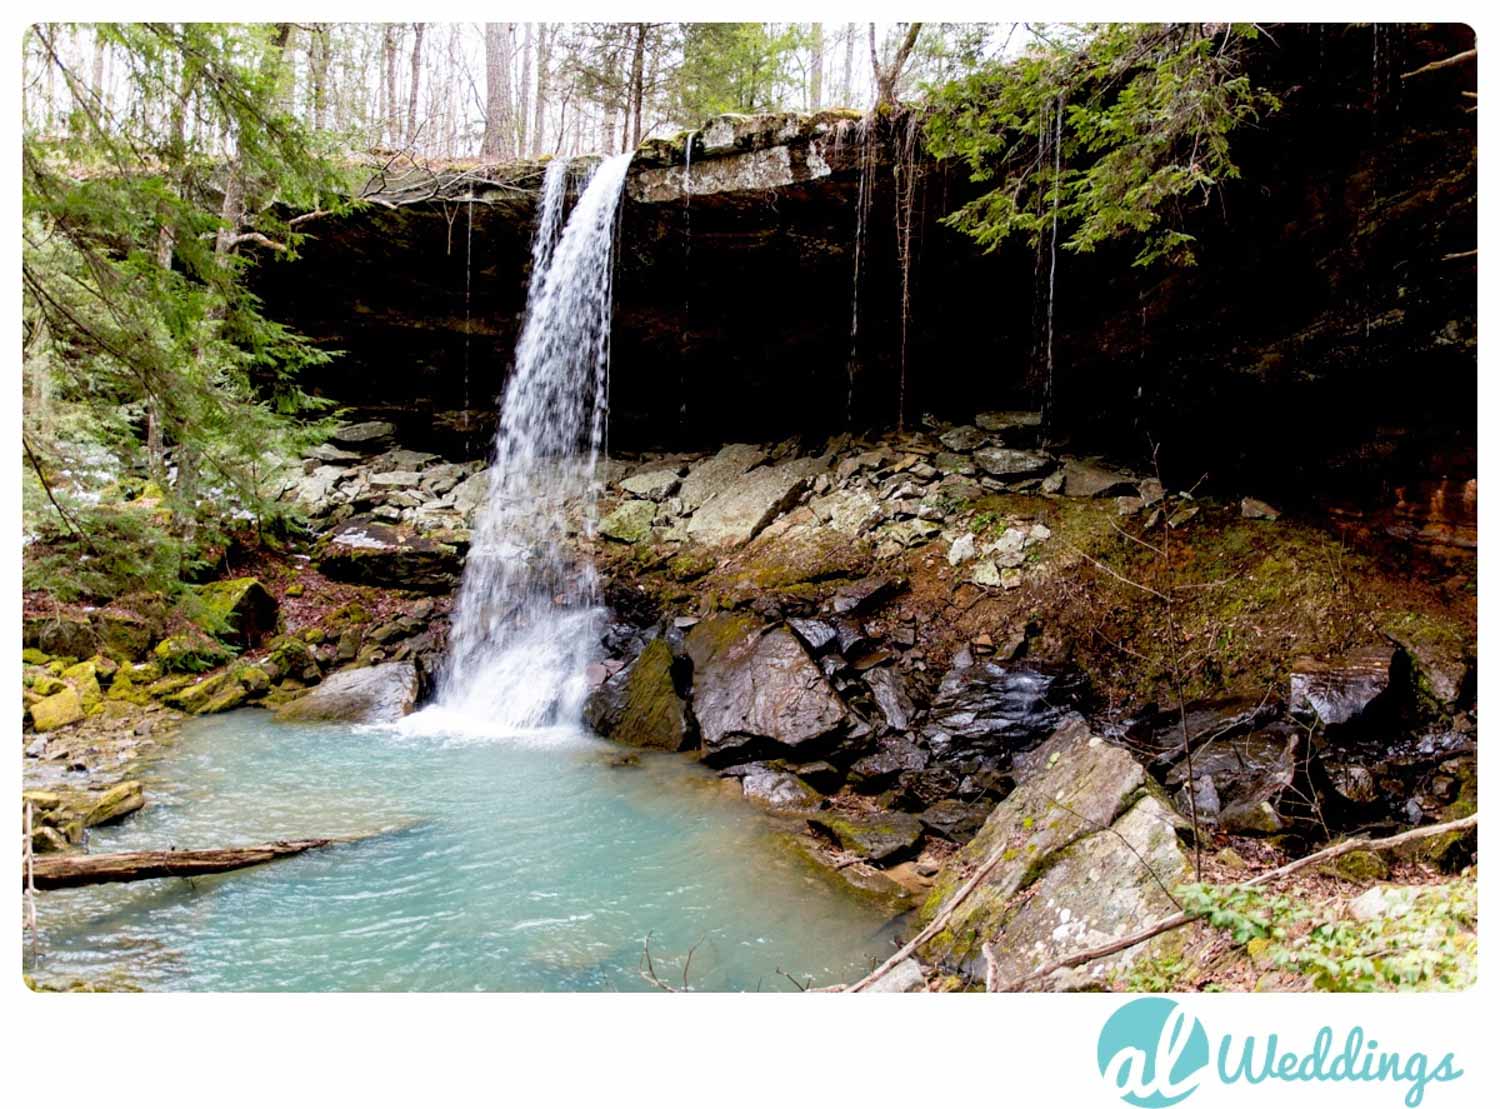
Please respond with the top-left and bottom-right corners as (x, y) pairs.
(516, 23), (532, 156)
(90, 26), (106, 110)
(842, 22), (856, 106)
(481, 23), (515, 159)
(629, 23), (647, 148)
(870, 22), (922, 109)
(532, 23), (550, 156)
(383, 24), (399, 147)
(405, 22), (425, 146)
(311, 24), (331, 131)
(810, 23), (824, 109)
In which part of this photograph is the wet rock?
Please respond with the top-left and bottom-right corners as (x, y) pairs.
(84, 781), (145, 828)
(276, 662), (420, 724)
(583, 638), (695, 752)
(918, 799), (992, 842)
(934, 452), (976, 476)
(974, 411), (1042, 443)
(686, 459), (823, 546)
(448, 470), (490, 518)
(809, 811), (923, 862)
(973, 448), (1052, 480)
(599, 500), (656, 543)
(1289, 646), (1396, 728)
(684, 615), (848, 764)
(918, 717), (1190, 986)
(1207, 728), (1332, 835)
(1120, 696), (1284, 775)
(928, 660), (1087, 762)
(848, 735), (928, 789)
(1060, 459), (1138, 498)
(787, 617), (839, 654)
(865, 668), (916, 731)
(1240, 496), (1281, 520)
(315, 521), (461, 593)
(741, 766), (823, 812)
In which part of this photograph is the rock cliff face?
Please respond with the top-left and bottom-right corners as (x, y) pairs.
(252, 23), (1474, 510)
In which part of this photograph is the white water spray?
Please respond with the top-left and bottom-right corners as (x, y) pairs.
(426, 152), (633, 733)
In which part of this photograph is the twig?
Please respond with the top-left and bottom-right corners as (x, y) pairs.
(1400, 49), (1476, 80)
(637, 930), (678, 992)
(22, 434), (99, 554)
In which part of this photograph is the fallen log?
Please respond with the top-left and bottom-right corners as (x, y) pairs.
(30, 836), (353, 891)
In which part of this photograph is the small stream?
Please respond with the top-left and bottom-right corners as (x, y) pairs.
(27, 709), (898, 991)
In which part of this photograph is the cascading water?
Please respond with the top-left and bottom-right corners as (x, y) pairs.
(425, 152), (633, 733)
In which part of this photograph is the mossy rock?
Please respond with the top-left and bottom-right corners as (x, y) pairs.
(162, 670), (256, 715)
(93, 610), (155, 660)
(599, 500), (656, 544)
(194, 578), (279, 647)
(1330, 849), (1390, 883)
(146, 673), (200, 698)
(153, 631), (234, 674)
(668, 549), (717, 582)
(808, 811), (923, 863)
(29, 687), (84, 732)
(105, 666), (152, 707)
(21, 647), (50, 666)
(266, 636), (320, 683)
(583, 638), (695, 751)
(30, 674), (68, 697)
(60, 660), (103, 711)
(84, 781), (145, 828)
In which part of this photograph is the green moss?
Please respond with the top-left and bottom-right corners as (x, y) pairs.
(153, 631), (233, 674)
(1330, 849), (1390, 883)
(22, 647), (50, 665)
(668, 549), (717, 582)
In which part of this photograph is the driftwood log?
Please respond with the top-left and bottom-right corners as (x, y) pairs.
(29, 836), (355, 891)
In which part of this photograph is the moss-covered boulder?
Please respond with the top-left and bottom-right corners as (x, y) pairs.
(583, 638), (696, 751)
(29, 673), (68, 697)
(21, 647), (50, 666)
(916, 716), (1190, 987)
(314, 522), (461, 593)
(599, 500), (657, 544)
(84, 781), (145, 828)
(153, 630), (234, 674)
(23, 613), (95, 659)
(105, 665), (153, 706)
(265, 636), (321, 683)
(30, 687), (84, 732)
(809, 811), (923, 862)
(195, 577), (279, 647)
(161, 666), (266, 715)
(93, 610), (155, 660)
(60, 660), (103, 712)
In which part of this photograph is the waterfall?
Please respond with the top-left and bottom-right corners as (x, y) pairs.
(428, 152), (633, 733)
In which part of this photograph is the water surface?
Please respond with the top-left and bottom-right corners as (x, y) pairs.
(28, 709), (898, 991)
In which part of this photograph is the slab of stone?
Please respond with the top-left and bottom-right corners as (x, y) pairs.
(619, 468), (682, 500)
(1061, 458), (1138, 498)
(677, 443), (767, 510)
(974, 448), (1052, 479)
(599, 500), (657, 543)
(686, 459), (822, 547)
(276, 662), (420, 724)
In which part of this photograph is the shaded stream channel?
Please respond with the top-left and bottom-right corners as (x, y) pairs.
(31, 709), (898, 991)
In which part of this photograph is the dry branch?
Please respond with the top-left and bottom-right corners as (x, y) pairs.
(1400, 49), (1477, 80)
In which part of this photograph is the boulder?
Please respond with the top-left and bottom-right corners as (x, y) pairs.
(938, 426), (987, 452)
(153, 630), (234, 674)
(59, 660), (103, 712)
(93, 611), (154, 659)
(865, 668), (916, 731)
(741, 767), (823, 812)
(1060, 458), (1138, 498)
(583, 638), (696, 751)
(84, 781), (145, 828)
(448, 470), (490, 518)
(315, 521), (461, 593)
(973, 448), (1052, 480)
(1240, 496), (1281, 520)
(807, 487), (884, 536)
(974, 411), (1043, 442)
(599, 500), (657, 543)
(684, 615), (848, 764)
(919, 799), (993, 842)
(686, 459), (823, 547)
(23, 613), (95, 659)
(862, 957), (927, 993)
(619, 468), (682, 500)
(917, 717), (1190, 986)
(196, 577), (278, 648)
(809, 810), (923, 862)
(928, 658), (1087, 763)
(276, 662), (420, 724)
(848, 735), (928, 789)
(29, 687), (83, 732)
(677, 443), (767, 510)
(329, 420), (396, 453)
(162, 669), (258, 715)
